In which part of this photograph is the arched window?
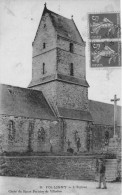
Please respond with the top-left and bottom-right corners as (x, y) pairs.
(70, 63), (74, 76)
(38, 127), (45, 142)
(105, 131), (109, 145)
(69, 43), (73, 52)
(42, 63), (45, 74)
(8, 120), (15, 141)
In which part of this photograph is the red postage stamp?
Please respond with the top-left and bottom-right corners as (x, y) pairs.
(89, 13), (120, 39)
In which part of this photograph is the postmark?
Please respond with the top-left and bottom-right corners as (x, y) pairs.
(90, 41), (121, 67)
(88, 13), (120, 39)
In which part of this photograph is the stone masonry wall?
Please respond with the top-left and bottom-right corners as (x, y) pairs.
(63, 119), (88, 153)
(0, 115), (28, 153)
(1, 156), (96, 181)
(32, 81), (88, 111)
(57, 36), (85, 56)
(1, 156), (120, 181)
(56, 82), (88, 110)
(33, 13), (56, 57)
(0, 115), (60, 153)
(90, 124), (114, 152)
(32, 50), (56, 81)
(32, 12), (57, 81)
(57, 48), (85, 79)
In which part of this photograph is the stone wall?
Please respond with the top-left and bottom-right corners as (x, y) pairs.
(32, 50), (57, 81)
(63, 119), (88, 153)
(0, 115), (28, 153)
(1, 156), (120, 181)
(1, 156), (96, 180)
(57, 48), (85, 79)
(57, 36), (85, 79)
(33, 13), (56, 57)
(87, 124), (114, 152)
(87, 123), (121, 156)
(32, 11), (57, 80)
(0, 115), (60, 153)
(57, 36), (85, 56)
(31, 81), (88, 111)
(56, 82), (88, 110)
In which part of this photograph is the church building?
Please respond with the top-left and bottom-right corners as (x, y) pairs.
(0, 5), (121, 155)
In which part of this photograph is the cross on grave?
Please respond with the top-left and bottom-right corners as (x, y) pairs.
(111, 94), (120, 137)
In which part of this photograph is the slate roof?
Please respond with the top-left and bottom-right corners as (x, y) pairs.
(34, 6), (85, 45)
(28, 73), (89, 88)
(57, 107), (93, 121)
(89, 100), (121, 126)
(0, 84), (56, 121)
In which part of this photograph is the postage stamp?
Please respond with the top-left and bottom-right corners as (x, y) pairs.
(88, 13), (120, 39)
(90, 41), (121, 67)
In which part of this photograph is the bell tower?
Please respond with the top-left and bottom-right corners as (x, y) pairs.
(29, 5), (89, 110)
(28, 5), (92, 153)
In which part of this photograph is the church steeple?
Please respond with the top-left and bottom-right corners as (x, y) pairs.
(28, 6), (92, 153)
(29, 6), (89, 111)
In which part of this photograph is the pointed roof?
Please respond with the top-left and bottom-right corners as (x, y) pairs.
(34, 5), (85, 45)
(0, 84), (56, 121)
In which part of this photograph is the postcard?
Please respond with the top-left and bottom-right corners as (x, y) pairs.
(0, 0), (121, 194)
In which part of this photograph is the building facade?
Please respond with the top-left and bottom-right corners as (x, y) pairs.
(28, 5), (92, 153)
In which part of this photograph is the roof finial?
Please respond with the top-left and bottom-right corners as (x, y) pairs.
(71, 15), (73, 19)
(44, 2), (47, 9)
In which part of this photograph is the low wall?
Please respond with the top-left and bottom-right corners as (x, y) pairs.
(0, 156), (120, 181)
(0, 156), (96, 180)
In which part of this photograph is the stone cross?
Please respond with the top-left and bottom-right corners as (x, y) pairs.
(111, 94), (120, 137)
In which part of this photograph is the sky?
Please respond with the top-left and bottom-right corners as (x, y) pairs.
(0, 0), (121, 105)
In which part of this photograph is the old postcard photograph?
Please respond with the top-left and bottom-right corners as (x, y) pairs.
(0, 0), (121, 194)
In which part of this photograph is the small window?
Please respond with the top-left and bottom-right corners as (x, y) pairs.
(38, 127), (45, 142)
(44, 24), (46, 28)
(70, 63), (74, 76)
(42, 63), (45, 74)
(8, 120), (15, 141)
(43, 43), (46, 49)
(70, 43), (73, 52)
(105, 131), (109, 145)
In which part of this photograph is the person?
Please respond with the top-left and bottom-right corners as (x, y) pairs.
(96, 158), (107, 189)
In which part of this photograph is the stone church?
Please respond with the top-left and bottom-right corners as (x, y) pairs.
(0, 5), (121, 155)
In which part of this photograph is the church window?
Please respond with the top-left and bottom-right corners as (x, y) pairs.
(8, 120), (15, 141)
(104, 131), (109, 145)
(38, 127), (45, 142)
(42, 63), (45, 74)
(43, 43), (46, 49)
(43, 24), (46, 28)
(70, 43), (73, 52)
(70, 63), (74, 76)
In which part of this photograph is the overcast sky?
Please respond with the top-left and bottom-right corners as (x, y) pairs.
(0, 0), (121, 105)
